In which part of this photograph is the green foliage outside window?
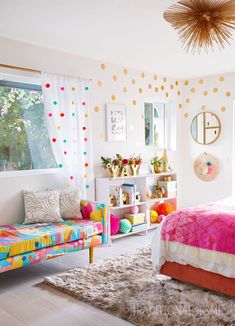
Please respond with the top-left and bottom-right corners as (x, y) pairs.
(0, 84), (56, 171)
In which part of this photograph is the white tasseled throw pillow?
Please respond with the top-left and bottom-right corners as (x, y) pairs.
(23, 190), (63, 224)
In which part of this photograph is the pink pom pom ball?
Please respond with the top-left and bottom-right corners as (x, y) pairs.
(129, 205), (139, 214)
(158, 214), (166, 223)
(110, 214), (120, 235)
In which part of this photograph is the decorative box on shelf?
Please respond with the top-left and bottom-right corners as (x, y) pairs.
(95, 172), (177, 243)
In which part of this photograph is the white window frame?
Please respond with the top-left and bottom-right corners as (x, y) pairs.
(0, 68), (58, 177)
(144, 97), (176, 151)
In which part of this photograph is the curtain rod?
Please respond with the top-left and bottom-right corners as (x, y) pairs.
(0, 63), (92, 81)
(0, 64), (40, 74)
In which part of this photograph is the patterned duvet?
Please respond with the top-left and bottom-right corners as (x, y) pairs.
(152, 198), (235, 278)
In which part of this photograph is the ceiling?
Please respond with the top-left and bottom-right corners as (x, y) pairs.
(0, 0), (235, 78)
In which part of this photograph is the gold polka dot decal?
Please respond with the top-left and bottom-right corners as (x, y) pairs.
(94, 106), (100, 113)
(221, 106), (226, 112)
(123, 68), (128, 75)
(165, 92), (169, 97)
(112, 75), (117, 81)
(170, 84), (174, 90)
(84, 113), (88, 118)
(175, 81), (179, 86)
(97, 80), (103, 87)
(201, 105), (206, 111)
(191, 88), (196, 93)
(179, 104), (183, 109)
(184, 112), (189, 118)
(199, 79), (204, 84)
(154, 87), (158, 93)
(177, 90), (181, 96)
(153, 74), (157, 81)
(185, 98), (190, 104)
(100, 132), (105, 140)
(111, 95), (116, 101)
(141, 72), (145, 78)
(219, 76), (224, 82)
(100, 64), (105, 70)
(161, 85), (165, 91)
(138, 88), (143, 94)
(131, 79), (136, 85)
(123, 87), (128, 93)
(132, 100), (137, 106)
(226, 91), (231, 97)
(163, 77), (167, 83)
(213, 87), (218, 93)
(203, 91), (208, 96)
(184, 80), (189, 86)
(148, 83), (152, 90)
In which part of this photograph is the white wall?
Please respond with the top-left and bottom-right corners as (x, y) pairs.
(0, 37), (182, 224)
(180, 73), (235, 207)
(1, 37), (233, 224)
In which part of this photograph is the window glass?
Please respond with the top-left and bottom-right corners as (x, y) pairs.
(0, 79), (56, 172)
(144, 102), (166, 148)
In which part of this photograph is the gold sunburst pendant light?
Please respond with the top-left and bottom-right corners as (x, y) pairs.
(164, 0), (235, 53)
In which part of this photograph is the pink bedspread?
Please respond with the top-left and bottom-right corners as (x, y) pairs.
(161, 201), (235, 255)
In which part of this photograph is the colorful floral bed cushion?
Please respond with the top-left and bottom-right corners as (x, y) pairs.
(0, 219), (102, 260)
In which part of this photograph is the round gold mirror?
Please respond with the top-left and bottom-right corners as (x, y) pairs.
(191, 112), (221, 145)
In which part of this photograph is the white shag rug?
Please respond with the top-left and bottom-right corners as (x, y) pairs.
(44, 247), (235, 326)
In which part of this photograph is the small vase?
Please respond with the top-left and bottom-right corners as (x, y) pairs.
(129, 164), (139, 176)
(136, 163), (141, 175)
(108, 166), (119, 178)
(153, 165), (162, 173)
(119, 166), (129, 177)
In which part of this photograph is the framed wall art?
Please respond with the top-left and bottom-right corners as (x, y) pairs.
(106, 103), (127, 142)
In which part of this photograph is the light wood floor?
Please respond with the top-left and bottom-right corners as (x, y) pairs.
(0, 232), (154, 326)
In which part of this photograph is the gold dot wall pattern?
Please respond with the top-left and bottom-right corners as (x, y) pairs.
(97, 63), (232, 119)
(96, 63), (223, 121)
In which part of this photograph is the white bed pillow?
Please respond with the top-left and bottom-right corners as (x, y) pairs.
(59, 189), (82, 219)
(23, 190), (63, 224)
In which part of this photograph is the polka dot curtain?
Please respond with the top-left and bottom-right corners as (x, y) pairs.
(42, 72), (92, 197)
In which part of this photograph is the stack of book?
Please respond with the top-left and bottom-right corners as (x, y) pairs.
(109, 183), (138, 206)
(131, 222), (148, 232)
(121, 183), (137, 204)
(124, 213), (147, 232)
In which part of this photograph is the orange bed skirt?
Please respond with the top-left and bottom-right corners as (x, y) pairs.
(160, 262), (235, 297)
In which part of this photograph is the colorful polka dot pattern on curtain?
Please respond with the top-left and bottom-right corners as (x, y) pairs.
(42, 73), (92, 197)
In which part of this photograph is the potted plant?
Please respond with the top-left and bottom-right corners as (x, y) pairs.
(151, 155), (162, 173)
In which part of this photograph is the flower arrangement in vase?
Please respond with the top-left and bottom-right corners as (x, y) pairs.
(129, 154), (142, 176)
(151, 155), (162, 173)
(116, 154), (129, 177)
(101, 154), (129, 178)
(101, 156), (119, 178)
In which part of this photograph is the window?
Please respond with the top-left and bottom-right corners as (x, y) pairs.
(144, 102), (166, 148)
(0, 76), (56, 172)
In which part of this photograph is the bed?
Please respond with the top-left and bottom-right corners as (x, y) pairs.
(152, 197), (235, 296)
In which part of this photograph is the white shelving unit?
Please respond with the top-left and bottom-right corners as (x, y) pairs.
(95, 172), (177, 242)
